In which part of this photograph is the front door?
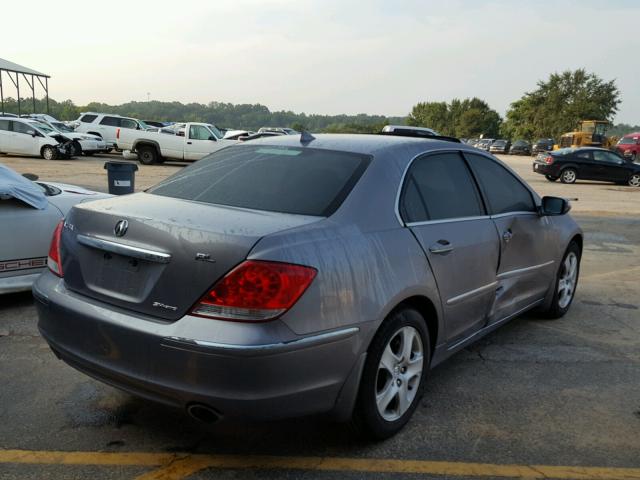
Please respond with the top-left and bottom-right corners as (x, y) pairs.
(464, 152), (556, 324)
(591, 150), (630, 183)
(10, 121), (36, 155)
(184, 125), (217, 161)
(400, 151), (499, 345)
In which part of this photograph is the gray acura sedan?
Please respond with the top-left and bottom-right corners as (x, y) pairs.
(34, 134), (582, 439)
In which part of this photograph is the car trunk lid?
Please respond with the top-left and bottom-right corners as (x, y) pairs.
(60, 193), (321, 321)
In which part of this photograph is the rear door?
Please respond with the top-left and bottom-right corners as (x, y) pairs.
(401, 151), (499, 345)
(10, 121), (38, 155)
(0, 119), (14, 152)
(98, 116), (122, 144)
(465, 152), (555, 324)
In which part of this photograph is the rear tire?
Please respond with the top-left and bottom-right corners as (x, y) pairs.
(41, 145), (57, 160)
(628, 174), (640, 187)
(83, 152), (95, 156)
(545, 175), (558, 182)
(541, 242), (581, 319)
(137, 145), (158, 165)
(353, 308), (430, 440)
(560, 168), (577, 184)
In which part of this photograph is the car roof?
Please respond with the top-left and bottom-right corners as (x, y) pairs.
(235, 133), (471, 156)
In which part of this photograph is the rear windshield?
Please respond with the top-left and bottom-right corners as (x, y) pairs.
(149, 145), (370, 216)
(618, 137), (638, 145)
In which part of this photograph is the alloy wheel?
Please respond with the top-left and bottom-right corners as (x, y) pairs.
(375, 326), (424, 422)
(558, 252), (578, 309)
(562, 170), (576, 183)
(629, 174), (640, 187)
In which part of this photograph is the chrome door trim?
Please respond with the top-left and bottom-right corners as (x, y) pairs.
(406, 215), (490, 227)
(496, 260), (555, 280)
(77, 234), (172, 264)
(161, 327), (359, 357)
(490, 211), (540, 219)
(446, 281), (498, 306)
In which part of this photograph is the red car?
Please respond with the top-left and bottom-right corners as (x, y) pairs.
(616, 132), (640, 162)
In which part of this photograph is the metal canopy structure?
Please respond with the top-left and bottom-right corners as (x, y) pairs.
(0, 58), (50, 115)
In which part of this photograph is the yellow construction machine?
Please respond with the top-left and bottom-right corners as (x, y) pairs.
(555, 120), (618, 149)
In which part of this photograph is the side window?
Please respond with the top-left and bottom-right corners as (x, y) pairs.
(80, 114), (97, 123)
(13, 122), (33, 135)
(0, 120), (10, 131)
(575, 151), (591, 160)
(99, 116), (120, 127)
(466, 153), (536, 214)
(593, 151), (621, 164)
(189, 125), (213, 140)
(400, 152), (484, 223)
(120, 119), (138, 129)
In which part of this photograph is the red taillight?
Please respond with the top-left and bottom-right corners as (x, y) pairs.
(544, 155), (554, 165)
(116, 128), (120, 139)
(47, 221), (64, 277)
(191, 260), (317, 322)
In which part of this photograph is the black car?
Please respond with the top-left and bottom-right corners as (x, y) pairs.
(489, 139), (511, 154)
(533, 147), (640, 187)
(509, 140), (531, 155)
(532, 138), (555, 155)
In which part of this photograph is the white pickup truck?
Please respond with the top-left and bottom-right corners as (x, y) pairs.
(116, 122), (236, 164)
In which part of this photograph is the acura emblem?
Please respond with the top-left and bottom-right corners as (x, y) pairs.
(114, 220), (129, 237)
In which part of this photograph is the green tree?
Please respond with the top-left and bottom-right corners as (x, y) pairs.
(407, 97), (501, 138)
(502, 69), (620, 141)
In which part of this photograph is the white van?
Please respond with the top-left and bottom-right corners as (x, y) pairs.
(73, 112), (147, 148)
(0, 118), (69, 159)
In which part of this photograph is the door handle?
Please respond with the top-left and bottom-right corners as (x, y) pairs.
(429, 240), (453, 254)
(187, 141), (192, 144)
(502, 229), (513, 242)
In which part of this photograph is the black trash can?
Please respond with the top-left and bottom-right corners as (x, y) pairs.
(104, 161), (138, 195)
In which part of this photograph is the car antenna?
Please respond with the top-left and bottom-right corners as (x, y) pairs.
(300, 130), (315, 145)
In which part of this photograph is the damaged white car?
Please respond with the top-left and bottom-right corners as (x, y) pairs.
(0, 117), (74, 159)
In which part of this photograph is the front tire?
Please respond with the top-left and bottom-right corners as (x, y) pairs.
(137, 145), (158, 165)
(41, 145), (57, 160)
(628, 174), (640, 187)
(545, 175), (558, 182)
(541, 242), (581, 319)
(560, 168), (577, 184)
(353, 308), (430, 440)
(71, 141), (82, 157)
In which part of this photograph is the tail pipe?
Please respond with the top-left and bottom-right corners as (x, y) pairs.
(186, 403), (222, 424)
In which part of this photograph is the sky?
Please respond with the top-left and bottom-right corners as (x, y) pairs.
(2, 0), (639, 123)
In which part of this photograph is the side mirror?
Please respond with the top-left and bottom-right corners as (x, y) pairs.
(540, 196), (571, 216)
(208, 135), (217, 141)
(27, 130), (36, 137)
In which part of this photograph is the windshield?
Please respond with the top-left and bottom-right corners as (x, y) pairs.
(205, 124), (224, 140)
(513, 140), (528, 146)
(28, 121), (55, 134)
(618, 137), (638, 145)
(493, 140), (506, 146)
(51, 122), (73, 132)
(149, 145), (370, 216)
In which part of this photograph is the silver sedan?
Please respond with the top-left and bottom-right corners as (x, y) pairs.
(0, 164), (109, 294)
(34, 134), (582, 439)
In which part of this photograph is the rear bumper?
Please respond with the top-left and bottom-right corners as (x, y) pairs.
(33, 272), (364, 420)
(532, 162), (557, 176)
(0, 271), (43, 294)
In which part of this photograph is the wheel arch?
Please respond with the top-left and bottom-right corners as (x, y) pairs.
(384, 295), (439, 359)
(133, 140), (161, 154)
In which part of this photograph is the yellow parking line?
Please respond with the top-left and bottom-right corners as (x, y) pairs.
(2, 449), (640, 480)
